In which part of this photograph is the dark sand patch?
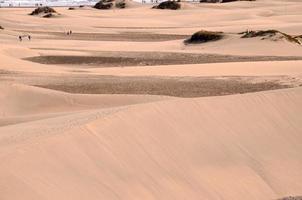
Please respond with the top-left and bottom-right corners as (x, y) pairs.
(15, 30), (189, 42)
(33, 76), (289, 97)
(24, 52), (302, 67)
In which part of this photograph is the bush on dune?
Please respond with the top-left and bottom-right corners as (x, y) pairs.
(152, 1), (181, 10)
(29, 6), (57, 15)
(94, 0), (114, 9)
(241, 29), (301, 45)
(93, 0), (127, 9)
(185, 30), (224, 44)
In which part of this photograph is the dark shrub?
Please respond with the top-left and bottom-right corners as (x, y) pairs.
(29, 6), (56, 15)
(94, 0), (114, 9)
(152, 1), (181, 10)
(94, 0), (126, 9)
(185, 30), (223, 44)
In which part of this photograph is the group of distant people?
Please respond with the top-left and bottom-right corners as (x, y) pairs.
(66, 30), (73, 35)
(18, 35), (31, 42)
(18, 30), (73, 42)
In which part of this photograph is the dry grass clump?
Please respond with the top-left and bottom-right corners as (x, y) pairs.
(152, 1), (181, 10)
(294, 35), (302, 43)
(29, 6), (57, 15)
(185, 30), (224, 44)
(241, 30), (301, 45)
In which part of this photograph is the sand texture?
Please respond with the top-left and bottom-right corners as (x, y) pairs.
(0, 0), (302, 199)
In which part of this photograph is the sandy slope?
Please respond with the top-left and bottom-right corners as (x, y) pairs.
(0, 83), (171, 126)
(1, 86), (302, 200)
(0, 0), (302, 199)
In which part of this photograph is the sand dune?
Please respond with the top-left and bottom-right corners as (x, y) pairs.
(0, 0), (302, 199)
(1, 87), (302, 200)
(0, 83), (170, 116)
(0, 83), (171, 127)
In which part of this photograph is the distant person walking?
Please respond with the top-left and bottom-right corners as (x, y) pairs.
(66, 30), (73, 36)
(28, 35), (31, 40)
(18, 36), (22, 42)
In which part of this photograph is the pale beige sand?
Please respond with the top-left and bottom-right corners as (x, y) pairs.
(0, 0), (302, 199)
(1, 85), (302, 200)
